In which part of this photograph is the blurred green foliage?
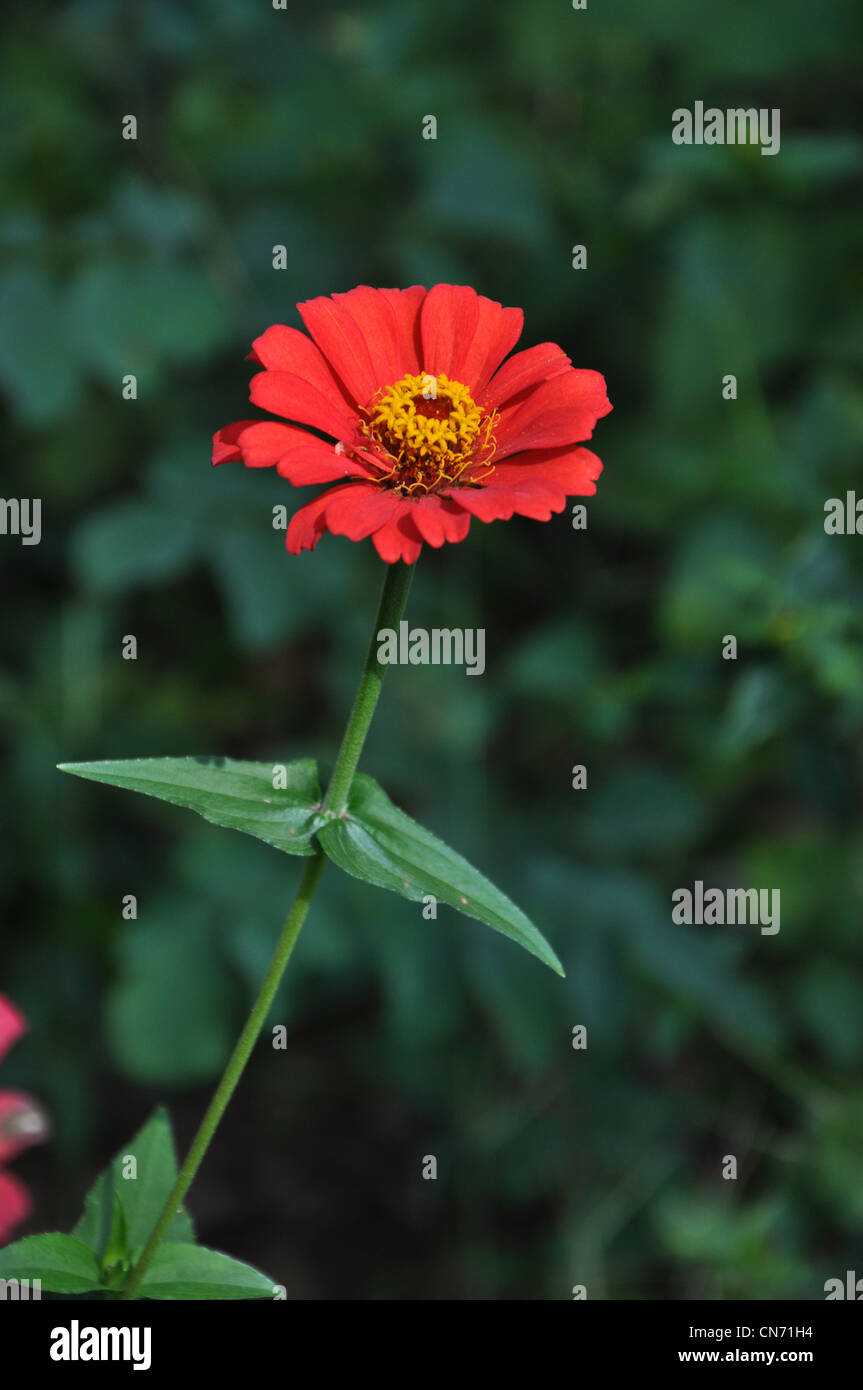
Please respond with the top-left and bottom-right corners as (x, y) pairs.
(1, 0), (862, 1299)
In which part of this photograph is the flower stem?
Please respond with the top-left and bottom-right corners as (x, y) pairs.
(120, 851), (324, 1299)
(322, 559), (414, 813)
(120, 560), (415, 1300)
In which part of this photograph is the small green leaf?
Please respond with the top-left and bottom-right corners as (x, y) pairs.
(0, 1234), (102, 1293)
(138, 1243), (278, 1300)
(74, 1107), (193, 1259)
(318, 774), (563, 976)
(101, 1192), (129, 1271)
(73, 1167), (119, 1265)
(58, 757), (325, 856)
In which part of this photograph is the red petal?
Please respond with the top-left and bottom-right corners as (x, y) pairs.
(420, 285), (479, 380)
(298, 293), (381, 409)
(321, 482), (401, 541)
(444, 469), (578, 522)
(249, 371), (357, 439)
(277, 442), (371, 486)
(251, 325), (357, 410)
(481, 342), (571, 410)
(374, 286), (427, 376)
(457, 300), (523, 394)
(285, 486), (351, 554)
(420, 285), (523, 392)
(213, 421), (369, 481)
(226, 421), (309, 469)
(371, 509), (424, 564)
(490, 446), (603, 495)
(0, 1169), (30, 1244)
(408, 494), (471, 548)
(0, 996), (25, 1063)
(493, 370), (612, 459)
(446, 488), (520, 523)
(323, 286), (427, 395)
(285, 482), (398, 553)
(212, 421), (259, 466)
(448, 476), (570, 524)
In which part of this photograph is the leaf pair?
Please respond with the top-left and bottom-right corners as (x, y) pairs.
(0, 1109), (276, 1299)
(58, 756), (563, 975)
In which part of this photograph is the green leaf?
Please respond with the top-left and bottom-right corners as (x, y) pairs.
(138, 1243), (278, 1300)
(57, 757), (325, 856)
(317, 774), (563, 976)
(101, 1192), (129, 1270)
(0, 1234), (102, 1293)
(74, 1108), (193, 1260)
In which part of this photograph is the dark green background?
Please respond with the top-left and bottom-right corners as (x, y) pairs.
(2, 0), (862, 1298)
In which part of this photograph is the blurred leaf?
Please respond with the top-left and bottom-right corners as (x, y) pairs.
(73, 502), (200, 592)
(208, 528), (300, 650)
(627, 914), (784, 1060)
(111, 176), (206, 248)
(66, 260), (227, 385)
(661, 516), (775, 646)
(106, 917), (234, 1085)
(504, 620), (602, 704)
(417, 125), (551, 249)
(656, 1192), (784, 1265)
(795, 961), (863, 1067)
(718, 666), (800, 755)
(579, 764), (706, 856)
(0, 269), (80, 422)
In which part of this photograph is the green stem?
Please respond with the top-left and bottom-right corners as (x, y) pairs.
(121, 560), (415, 1300)
(120, 851), (324, 1300)
(322, 559), (414, 814)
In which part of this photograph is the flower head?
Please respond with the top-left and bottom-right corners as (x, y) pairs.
(0, 995), (49, 1245)
(213, 283), (611, 564)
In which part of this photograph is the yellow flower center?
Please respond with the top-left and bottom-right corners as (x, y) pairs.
(360, 372), (497, 494)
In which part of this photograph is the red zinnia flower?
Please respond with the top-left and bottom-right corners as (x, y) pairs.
(0, 995), (49, 1245)
(213, 283), (611, 563)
